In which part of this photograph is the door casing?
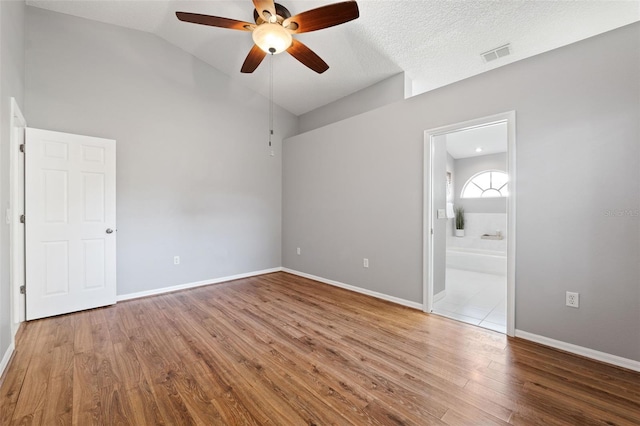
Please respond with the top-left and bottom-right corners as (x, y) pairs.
(9, 98), (26, 338)
(423, 111), (516, 336)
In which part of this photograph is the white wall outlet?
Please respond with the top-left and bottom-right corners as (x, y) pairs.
(566, 291), (579, 308)
(296, 247), (301, 255)
(270, 150), (275, 157)
(363, 258), (369, 268)
(174, 256), (180, 265)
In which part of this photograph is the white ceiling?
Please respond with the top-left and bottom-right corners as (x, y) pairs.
(446, 121), (506, 159)
(26, 0), (640, 116)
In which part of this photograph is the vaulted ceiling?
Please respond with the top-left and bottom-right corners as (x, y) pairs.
(26, 1), (640, 116)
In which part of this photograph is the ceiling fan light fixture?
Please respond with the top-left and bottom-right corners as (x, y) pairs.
(252, 23), (292, 54)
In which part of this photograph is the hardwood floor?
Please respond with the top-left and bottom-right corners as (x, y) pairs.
(1, 272), (639, 425)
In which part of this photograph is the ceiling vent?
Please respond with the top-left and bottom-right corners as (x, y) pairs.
(481, 44), (511, 63)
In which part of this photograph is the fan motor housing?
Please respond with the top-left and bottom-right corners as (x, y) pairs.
(254, 3), (291, 25)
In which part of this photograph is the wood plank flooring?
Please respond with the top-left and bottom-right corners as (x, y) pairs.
(1, 271), (639, 425)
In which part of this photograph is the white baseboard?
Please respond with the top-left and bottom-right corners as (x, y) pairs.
(433, 289), (446, 303)
(515, 330), (640, 373)
(282, 268), (423, 310)
(116, 267), (283, 302)
(0, 342), (15, 379)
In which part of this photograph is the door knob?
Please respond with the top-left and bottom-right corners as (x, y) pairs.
(106, 228), (114, 234)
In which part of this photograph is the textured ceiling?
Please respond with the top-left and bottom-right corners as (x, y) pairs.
(26, 0), (640, 116)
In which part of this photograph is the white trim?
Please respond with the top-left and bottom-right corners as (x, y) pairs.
(9, 98), (26, 341)
(423, 111), (517, 337)
(506, 112), (517, 337)
(0, 342), (15, 378)
(460, 169), (509, 199)
(282, 268), (423, 310)
(515, 330), (640, 373)
(116, 268), (283, 302)
(423, 138), (434, 313)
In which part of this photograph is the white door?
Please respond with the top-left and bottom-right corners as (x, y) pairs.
(25, 128), (116, 320)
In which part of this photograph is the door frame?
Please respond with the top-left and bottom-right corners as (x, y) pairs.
(423, 111), (516, 336)
(9, 98), (27, 338)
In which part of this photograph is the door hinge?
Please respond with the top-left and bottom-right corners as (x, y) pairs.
(431, 228), (434, 235)
(20, 285), (25, 295)
(20, 214), (25, 224)
(19, 144), (25, 153)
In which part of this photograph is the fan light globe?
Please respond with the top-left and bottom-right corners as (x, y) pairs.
(252, 23), (292, 54)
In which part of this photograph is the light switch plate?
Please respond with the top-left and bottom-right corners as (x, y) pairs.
(437, 209), (446, 219)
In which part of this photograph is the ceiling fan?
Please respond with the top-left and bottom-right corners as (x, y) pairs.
(176, 0), (359, 74)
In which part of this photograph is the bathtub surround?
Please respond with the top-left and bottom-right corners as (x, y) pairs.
(448, 213), (507, 252)
(447, 247), (507, 277)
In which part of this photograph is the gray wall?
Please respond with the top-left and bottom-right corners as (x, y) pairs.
(0, 0), (25, 362)
(298, 73), (407, 134)
(25, 7), (298, 296)
(283, 23), (640, 361)
(454, 152), (507, 214)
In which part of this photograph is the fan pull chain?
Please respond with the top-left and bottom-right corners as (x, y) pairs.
(268, 49), (275, 147)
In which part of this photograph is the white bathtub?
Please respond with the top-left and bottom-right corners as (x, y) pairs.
(446, 247), (506, 276)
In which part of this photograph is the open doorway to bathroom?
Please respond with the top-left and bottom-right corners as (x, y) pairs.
(424, 112), (515, 336)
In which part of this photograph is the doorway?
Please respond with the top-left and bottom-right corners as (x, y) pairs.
(424, 112), (516, 336)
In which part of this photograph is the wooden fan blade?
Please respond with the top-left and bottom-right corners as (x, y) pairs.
(252, 0), (277, 21)
(287, 39), (329, 74)
(241, 45), (268, 73)
(176, 12), (255, 31)
(283, 1), (359, 34)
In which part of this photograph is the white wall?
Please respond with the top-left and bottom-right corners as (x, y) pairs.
(25, 7), (298, 297)
(450, 152), (507, 250)
(283, 23), (640, 362)
(454, 152), (507, 213)
(298, 73), (407, 134)
(0, 0), (25, 366)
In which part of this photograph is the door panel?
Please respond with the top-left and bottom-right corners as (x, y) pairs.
(82, 239), (106, 289)
(43, 241), (69, 295)
(26, 128), (116, 320)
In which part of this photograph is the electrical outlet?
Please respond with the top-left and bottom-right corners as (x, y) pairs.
(363, 258), (369, 268)
(174, 256), (180, 265)
(296, 247), (301, 255)
(566, 291), (579, 308)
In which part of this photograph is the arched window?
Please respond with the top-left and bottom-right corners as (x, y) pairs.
(461, 170), (508, 198)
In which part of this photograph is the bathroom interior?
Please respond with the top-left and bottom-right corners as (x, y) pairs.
(432, 122), (508, 333)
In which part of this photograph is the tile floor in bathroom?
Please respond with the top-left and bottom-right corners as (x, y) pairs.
(432, 268), (506, 334)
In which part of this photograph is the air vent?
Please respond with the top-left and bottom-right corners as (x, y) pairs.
(481, 44), (511, 63)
